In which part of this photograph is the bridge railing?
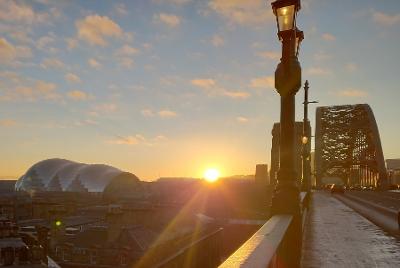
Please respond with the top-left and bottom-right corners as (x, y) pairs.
(219, 191), (310, 268)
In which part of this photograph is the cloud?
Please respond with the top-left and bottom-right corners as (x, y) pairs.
(222, 91), (250, 99)
(115, 45), (140, 56)
(306, 67), (332, 76)
(0, 119), (17, 127)
(313, 51), (331, 61)
(250, 76), (274, 89)
(67, 90), (89, 101)
(41, 58), (65, 69)
(108, 135), (142, 145)
(141, 109), (155, 117)
(118, 57), (134, 69)
(191, 79), (216, 88)
(153, 0), (191, 5)
(0, 0), (50, 24)
(90, 103), (117, 116)
(66, 38), (78, 50)
(372, 11), (400, 26)
(211, 34), (224, 47)
(0, 38), (32, 64)
(36, 34), (56, 50)
(107, 134), (168, 146)
(336, 89), (368, 97)
(191, 78), (250, 99)
(158, 110), (177, 118)
(114, 3), (129, 16)
(65, 73), (81, 83)
(76, 15), (123, 46)
(0, 80), (60, 102)
(345, 63), (358, 73)
(236, 116), (248, 123)
(88, 58), (102, 69)
(257, 51), (280, 60)
(322, 33), (336, 41)
(208, 0), (274, 26)
(154, 13), (181, 27)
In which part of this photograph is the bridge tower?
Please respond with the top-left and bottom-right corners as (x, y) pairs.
(315, 104), (387, 189)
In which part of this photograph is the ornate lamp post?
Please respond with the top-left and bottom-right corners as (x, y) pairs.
(270, 0), (303, 265)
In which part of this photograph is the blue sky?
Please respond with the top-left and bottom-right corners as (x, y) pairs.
(1, 0), (400, 180)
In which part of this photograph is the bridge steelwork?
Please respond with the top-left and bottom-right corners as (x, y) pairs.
(315, 104), (387, 188)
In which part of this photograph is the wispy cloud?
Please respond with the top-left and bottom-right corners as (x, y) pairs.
(67, 90), (90, 101)
(90, 103), (117, 116)
(191, 79), (216, 88)
(115, 45), (140, 56)
(158, 110), (178, 118)
(107, 134), (168, 146)
(322, 33), (336, 41)
(313, 51), (332, 61)
(0, 0), (52, 24)
(336, 88), (368, 97)
(88, 58), (102, 69)
(306, 67), (332, 76)
(141, 109), (155, 117)
(41, 58), (65, 69)
(250, 76), (274, 89)
(211, 34), (224, 47)
(257, 51), (280, 61)
(65, 73), (81, 83)
(0, 80), (60, 102)
(154, 13), (181, 27)
(0, 38), (32, 64)
(113, 3), (129, 16)
(153, 0), (191, 5)
(372, 11), (400, 26)
(345, 63), (358, 73)
(236, 116), (249, 123)
(75, 15), (123, 46)
(207, 0), (274, 26)
(191, 78), (250, 99)
(0, 119), (17, 127)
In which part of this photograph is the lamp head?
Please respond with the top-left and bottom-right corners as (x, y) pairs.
(271, 0), (301, 34)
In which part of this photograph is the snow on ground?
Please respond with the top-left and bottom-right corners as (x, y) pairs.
(301, 191), (400, 268)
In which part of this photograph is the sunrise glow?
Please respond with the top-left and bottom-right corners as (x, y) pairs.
(204, 168), (220, 183)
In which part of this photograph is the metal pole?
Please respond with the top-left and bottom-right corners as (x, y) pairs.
(302, 81), (311, 192)
(270, 31), (302, 267)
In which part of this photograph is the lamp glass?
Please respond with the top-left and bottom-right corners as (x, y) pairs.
(302, 136), (308, 144)
(295, 34), (303, 55)
(276, 5), (296, 32)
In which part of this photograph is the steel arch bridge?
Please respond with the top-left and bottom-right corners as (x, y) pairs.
(315, 104), (387, 188)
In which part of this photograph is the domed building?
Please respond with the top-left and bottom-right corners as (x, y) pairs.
(15, 159), (143, 200)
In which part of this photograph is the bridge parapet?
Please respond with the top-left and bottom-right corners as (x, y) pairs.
(220, 192), (309, 268)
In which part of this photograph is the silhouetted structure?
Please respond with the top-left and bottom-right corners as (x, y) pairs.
(315, 104), (387, 188)
(255, 164), (269, 188)
(15, 159), (144, 200)
(270, 121), (311, 186)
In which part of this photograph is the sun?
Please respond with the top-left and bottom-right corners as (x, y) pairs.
(204, 168), (220, 183)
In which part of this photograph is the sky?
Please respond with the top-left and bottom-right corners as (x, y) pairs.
(1, 0), (400, 181)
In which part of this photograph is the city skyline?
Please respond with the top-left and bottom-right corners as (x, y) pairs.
(1, 0), (400, 180)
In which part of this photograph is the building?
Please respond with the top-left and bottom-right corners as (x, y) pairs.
(15, 159), (145, 201)
(255, 164), (269, 188)
(386, 159), (400, 185)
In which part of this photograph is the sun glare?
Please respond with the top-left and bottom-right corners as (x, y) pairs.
(204, 168), (220, 183)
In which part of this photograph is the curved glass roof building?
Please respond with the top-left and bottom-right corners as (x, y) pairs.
(15, 159), (141, 199)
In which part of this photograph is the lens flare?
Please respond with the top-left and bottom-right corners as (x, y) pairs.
(204, 168), (220, 183)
